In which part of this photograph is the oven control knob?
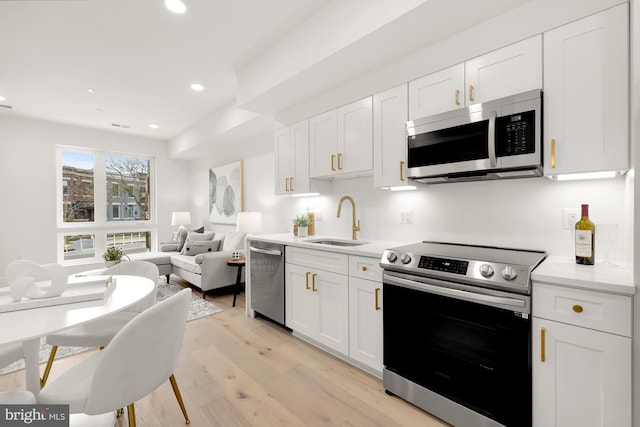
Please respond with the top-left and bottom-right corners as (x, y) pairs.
(386, 252), (398, 263)
(479, 264), (494, 278)
(501, 266), (518, 281)
(400, 253), (412, 264)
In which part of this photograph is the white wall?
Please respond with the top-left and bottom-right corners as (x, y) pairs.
(188, 131), (631, 260)
(0, 114), (191, 282)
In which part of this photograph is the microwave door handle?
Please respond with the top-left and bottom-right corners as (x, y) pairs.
(488, 110), (497, 168)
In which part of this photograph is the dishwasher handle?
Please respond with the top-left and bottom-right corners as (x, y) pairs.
(249, 246), (283, 257)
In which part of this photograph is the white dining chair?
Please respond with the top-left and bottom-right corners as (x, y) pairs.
(38, 288), (191, 427)
(0, 343), (36, 405)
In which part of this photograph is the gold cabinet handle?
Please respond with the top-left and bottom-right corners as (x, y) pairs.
(551, 139), (556, 168)
(285, 178), (290, 192)
(375, 288), (381, 311)
(541, 327), (546, 363)
(469, 85), (474, 102)
(289, 176), (294, 192)
(400, 161), (405, 181)
(455, 89), (460, 106)
(331, 154), (336, 171)
(312, 273), (317, 292)
(572, 304), (583, 313)
(337, 153), (343, 170)
(305, 272), (311, 290)
(362, 266), (368, 272)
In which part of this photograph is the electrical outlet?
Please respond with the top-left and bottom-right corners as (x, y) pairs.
(314, 210), (322, 221)
(562, 208), (579, 230)
(400, 209), (413, 224)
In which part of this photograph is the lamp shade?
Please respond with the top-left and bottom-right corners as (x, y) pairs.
(236, 212), (263, 233)
(171, 211), (191, 226)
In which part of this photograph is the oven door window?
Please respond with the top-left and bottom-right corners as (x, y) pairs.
(407, 120), (489, 168)
(383, 283), (531, 427)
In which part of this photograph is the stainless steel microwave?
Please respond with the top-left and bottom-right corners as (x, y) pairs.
(407, 89), (542, 184)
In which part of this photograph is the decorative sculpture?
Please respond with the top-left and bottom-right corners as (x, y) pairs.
(5, 260), (68, 302)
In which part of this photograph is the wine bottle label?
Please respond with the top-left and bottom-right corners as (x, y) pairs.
(576, 230), (593, 256)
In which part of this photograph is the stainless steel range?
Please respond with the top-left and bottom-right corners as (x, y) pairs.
(380, 241), (546, 427)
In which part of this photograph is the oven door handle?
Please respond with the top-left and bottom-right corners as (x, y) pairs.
(385, 274), (526, 308)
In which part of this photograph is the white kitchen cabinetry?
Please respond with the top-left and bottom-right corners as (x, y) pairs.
(532, 282), (632, 427)
(373, 84), (411, 189)
(348, 256), (383, 374)
(408, 35), (541, 120)
(543, 4), (628, 176)
(274, 120), (328, 196)
(285, 247), (349, 354)
(310, 97), (373, 179)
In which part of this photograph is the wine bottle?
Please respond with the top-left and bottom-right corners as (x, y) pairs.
(575, 204), (595, 265)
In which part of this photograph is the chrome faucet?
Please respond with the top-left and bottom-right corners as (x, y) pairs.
(336, 195), (361, 240)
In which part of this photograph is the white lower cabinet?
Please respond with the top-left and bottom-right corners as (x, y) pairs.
(286, 248), (349, 354)
(348, 277), (383, 373)
(285, 248), (383, 375)
(532, 283), (632, 427)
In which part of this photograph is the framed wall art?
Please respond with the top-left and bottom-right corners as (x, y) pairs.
(209, 160), (244, 224)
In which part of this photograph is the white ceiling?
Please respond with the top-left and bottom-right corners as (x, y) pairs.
(0, 0), (331, 140)
(0, 0), (533, 145)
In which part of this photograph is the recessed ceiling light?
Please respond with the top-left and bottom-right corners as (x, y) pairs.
(190, 83), (204, 92)
(87, 88), (95, 94)
(148, 124), (159, 129)
(0, 95), (5, 101)
(165, 0), (186, 14)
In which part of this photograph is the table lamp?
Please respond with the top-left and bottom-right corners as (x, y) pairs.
(171, 211), (191, 231)
(236, 211), (263, 234)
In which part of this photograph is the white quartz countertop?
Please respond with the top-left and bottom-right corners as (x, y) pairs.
(532, 255), (636, 296)
(247, 233), (407, 258)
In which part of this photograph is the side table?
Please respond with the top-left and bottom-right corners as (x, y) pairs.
(226, 258), (245, 307)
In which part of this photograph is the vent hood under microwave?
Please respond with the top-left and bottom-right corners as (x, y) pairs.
(407, 89), (542, 184)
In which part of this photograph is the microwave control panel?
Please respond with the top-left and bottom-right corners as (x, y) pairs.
(495, 110), (535, 156)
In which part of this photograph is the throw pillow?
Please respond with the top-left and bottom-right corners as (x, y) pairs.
(176, 229), (188, 252)
(192, 226), (205, 233)
(183, 240), (221, 256)
(180, 231), (215, 254)
(222, 232), (246, 251)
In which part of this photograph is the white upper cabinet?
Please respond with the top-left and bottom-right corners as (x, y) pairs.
(373, 84), (410, 188)
(274, 119), (329, 195)
(310, 97), (373, 178)
(408, 35), (542, 120)
(408, 64), (464, 120)
(543, 4), (629, 176)
(464, 35), (542, 105)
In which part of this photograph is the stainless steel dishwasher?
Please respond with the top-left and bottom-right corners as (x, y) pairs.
(249, 240), (285, 325)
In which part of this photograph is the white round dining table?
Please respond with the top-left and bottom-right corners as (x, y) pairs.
(0, 275), (155, 396)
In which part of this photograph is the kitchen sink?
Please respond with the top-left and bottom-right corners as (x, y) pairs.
(306, 238), (368, 247)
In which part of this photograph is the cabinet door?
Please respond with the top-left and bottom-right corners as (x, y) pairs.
(285, 263), (315, 335)
(315, 269), (349, 354)
(337, 97), (373, 175)
(543, 4), (628, 175)
(309, 109), (338, 177)
(274, 126), (293, 195)
(408, 63), (464, 120)
(373, 84), (410, 188)
(290, 119), (310, 194)
(465, 35), (542, 105)
(532, 317), (631, 427)
(348, 277), (383, 373)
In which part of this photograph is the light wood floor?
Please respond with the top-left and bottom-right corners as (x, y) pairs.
(0, 277), (450, 427)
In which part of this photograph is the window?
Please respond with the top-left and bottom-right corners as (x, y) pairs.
(57, 147), (155, 264)
(61, 151), (95, 223)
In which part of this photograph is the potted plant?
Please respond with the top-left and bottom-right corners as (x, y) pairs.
(102, 246), (125, 267)
(294, 214), (312, 237)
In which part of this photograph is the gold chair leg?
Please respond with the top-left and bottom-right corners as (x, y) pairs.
(40, 346), (58, 388)
(169, 374), (191, 424)
(127, 403), (136, 427)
